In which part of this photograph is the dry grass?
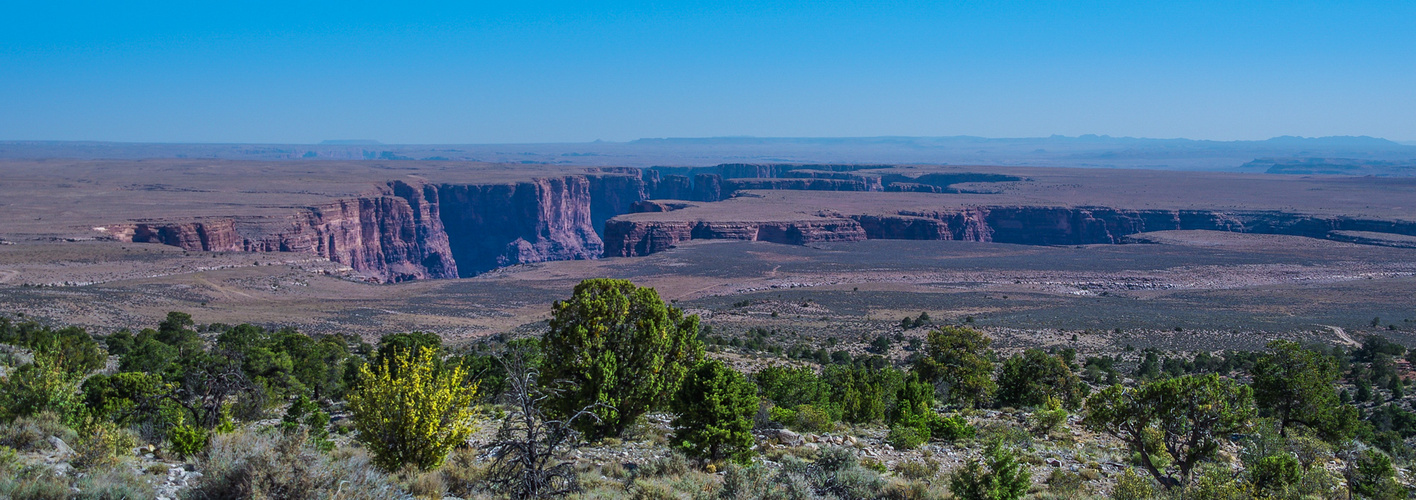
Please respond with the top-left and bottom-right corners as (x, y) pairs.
(185, 428), (403, 500)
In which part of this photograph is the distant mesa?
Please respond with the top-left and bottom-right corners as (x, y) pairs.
(319, 139), (382, 145)
(1246, 157), (1416, 176)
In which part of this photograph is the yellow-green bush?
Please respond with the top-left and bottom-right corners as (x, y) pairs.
(169, 423), (209, 458)
(1109, 468), (1156, 500)
(348, 346), (478, 472)
(73, 421), (139, 470)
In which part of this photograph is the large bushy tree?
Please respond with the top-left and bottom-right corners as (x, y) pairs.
(1083, 374), (1255, 488)
(995, 348), (1086, 409)
(671, 359), (758, 464)
(1250, 340), (1359, 442)
(539, 279), (703, 439)
(913, 326), (996, 407)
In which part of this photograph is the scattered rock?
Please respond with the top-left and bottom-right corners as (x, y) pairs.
(49, 436), (73, 456)
(765, 428), (804, 446)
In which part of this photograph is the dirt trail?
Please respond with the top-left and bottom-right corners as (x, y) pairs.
(1322, 325), (1360, 347)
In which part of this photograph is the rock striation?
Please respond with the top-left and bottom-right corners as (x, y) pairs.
(603, 206), (1416, 257)
(108, 172), (650, 281)
(436, 176), (609, 277)
(603, 218), (866, 257)
(108, 180), (459, 282)
(100, 162), (1416, 281)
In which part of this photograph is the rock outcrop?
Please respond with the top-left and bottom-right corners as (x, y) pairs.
(102, 162), (1416, 281)
(109, 180), (459, 282)
(109, 172), (650, 281)
(604, 218), (866, 257)
(603, 206), (1416, 257)
(437, 176), (608, 277)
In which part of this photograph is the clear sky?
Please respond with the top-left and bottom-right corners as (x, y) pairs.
(2, 1), (1413, 144)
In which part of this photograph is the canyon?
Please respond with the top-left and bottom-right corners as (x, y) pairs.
(4, 160), (1415, 282)
(605, 206), (1416, 258)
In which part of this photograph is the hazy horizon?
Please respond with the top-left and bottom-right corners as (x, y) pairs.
(4, 2), (1414, 143)
(3, 133), (1412, 147)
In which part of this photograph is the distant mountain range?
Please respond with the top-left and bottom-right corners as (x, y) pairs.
(2, 136), (1413, 174)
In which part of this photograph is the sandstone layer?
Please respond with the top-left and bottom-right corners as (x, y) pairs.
(604, 206), (1416, 257)
(9, 160), (1414, 282)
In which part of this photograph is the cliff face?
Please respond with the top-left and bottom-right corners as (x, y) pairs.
(585, 173), (649, 237)
(103, 163), (1416, 280)
(604, 206), (1416, 257)
(110, 180), (459, 282)
(109, 173), (643, 281)
(640, 163), (888, 202)
(724, 178), (875, 192)
(436, 176), (611, 277)
(604, 219), (866, 257)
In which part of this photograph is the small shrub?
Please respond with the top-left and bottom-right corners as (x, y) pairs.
(1046, 469), (1086, 496)
(601, 461), (628, 479)
(641, 452), (690, 478)
(1183, 463), (1251, 500)
(0, 347), (85, 422)
(830, 466), (887, 499)
(792, 404), (834, 433)
(630, 480), (678, 500)
(0, 417), (50, 452)
(894, 459), (939, 481)
(1, 411), (78, 453)
(1250, 453), (1300, 495)
(927, 414), (975, 442)
(1109, 468), (1156, 500)
(816, 446), (858, 472)
(403, 468), (447, 499)
(860, 457), (888, 474)
(0, 465), (69, 500)
(882, 478), (939, 500)
(186, 428), (403, 500)
(281, 395), (332, 452)
(169, 423), (210, 458)
(1027, 396), (1068, 436)
(0, 445), (17, 470)
(73, 421), (139, 470)
(1286, 435), (1331, 470)
(719, 463), (771, 499)
(948, 441), (1030, 500)
(440, 447), (487, 498)
(888, 423), (928, 449)
(71, 466), (155, 500)
(975, 421), (1031, 449)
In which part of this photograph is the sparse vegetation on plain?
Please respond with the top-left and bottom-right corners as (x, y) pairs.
(1, 277), (1414, 499)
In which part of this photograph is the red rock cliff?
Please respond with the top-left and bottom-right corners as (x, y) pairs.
(435, 176), (607, 277)
(603, 218), (866, 257)
(603, 206), (1416, 257)
(109, 180), (458, 282)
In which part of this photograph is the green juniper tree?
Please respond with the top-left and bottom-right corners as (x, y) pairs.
(914, 326), (996, 407)
(1083, 374), (1255, 488)
(671, 359), (758, 464)
(949, 440), (1031, 500)
(995, 348), (1086, 409)
(539, 279), (703, 439)
(1250, 340), (1359, 441)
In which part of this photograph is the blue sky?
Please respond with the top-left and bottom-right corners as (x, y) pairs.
(2, 1), (1413, 143)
